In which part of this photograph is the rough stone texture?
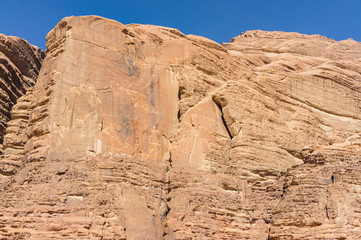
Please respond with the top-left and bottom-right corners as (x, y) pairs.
(0, 34), (44, 182)
(0, 16), (360, 240)
(0, 34), (44, 151)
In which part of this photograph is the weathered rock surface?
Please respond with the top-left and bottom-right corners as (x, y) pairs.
(0, 34), (44, 150)
(0, 34), (44, 179)
(0, 17), (360, 239)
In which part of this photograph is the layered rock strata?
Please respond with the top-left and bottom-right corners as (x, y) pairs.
(0, 34), (44, 173)
(0, 16), (360, 240)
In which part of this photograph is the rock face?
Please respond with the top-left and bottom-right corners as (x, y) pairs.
(0, 16), (360, 239)
(0, 33), (44, 166)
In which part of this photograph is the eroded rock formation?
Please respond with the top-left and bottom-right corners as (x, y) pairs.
(0, 16), (360, 239)
(0, 33), (44, 168)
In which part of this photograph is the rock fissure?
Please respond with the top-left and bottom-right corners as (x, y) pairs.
(211, 96), (233, 139)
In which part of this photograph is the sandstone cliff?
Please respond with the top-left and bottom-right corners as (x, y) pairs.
(0, 33), (44, 167)
(0, 16), (360, 239)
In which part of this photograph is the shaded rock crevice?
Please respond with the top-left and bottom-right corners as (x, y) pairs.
(212, 95), (233, 139)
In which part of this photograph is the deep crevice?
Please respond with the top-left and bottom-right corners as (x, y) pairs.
(325, 205), (329, 219)
(162, 149), (173, 238)
(325, 183), (330, 219)
(169, 152), (173, 167)
(177, 109), (181, 122)
(267, 227), (271, 240)
(212, 96), (233, 139)
(178, 86), (185, 100)
(176, 86), (185, 122)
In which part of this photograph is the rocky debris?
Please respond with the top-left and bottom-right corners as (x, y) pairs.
(0, 16), (360, 239)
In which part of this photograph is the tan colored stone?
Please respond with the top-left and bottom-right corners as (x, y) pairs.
(0, 34), (44, 147)
(0, 16), (360, 240)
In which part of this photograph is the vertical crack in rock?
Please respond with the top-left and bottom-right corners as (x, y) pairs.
(211, 95), (233, 139)
(325, 175), (333, 220)
(162, 150), (172, 239)
(177, 109), (181, 122)
(325, 205), (330, 219)
(168, 151), (173, 168)
(177, 86), (185, 122)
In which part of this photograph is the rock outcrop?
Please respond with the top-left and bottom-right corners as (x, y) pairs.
(0, 33), (44, 170)
(0, 16), (360, 239)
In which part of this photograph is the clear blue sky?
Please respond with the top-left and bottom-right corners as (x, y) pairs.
(1, 0), (361, 50)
